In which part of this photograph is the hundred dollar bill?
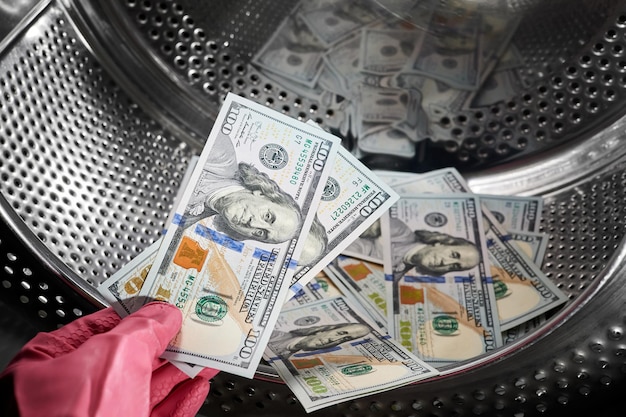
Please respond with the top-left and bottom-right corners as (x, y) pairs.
(389, 74), (474, 141)
(283, 268), (378, 326)
(286, 270), (345, 309)
(324, 34), (363, 94)
(357, 85), (422, 125)
(507, 230), (548, 266)
(391, 74), (473, 119)
(138, 93), (341, 378)
(359, 28), (423, 74)
(475, 13), (520, 87)
(470, 68), (523, 108)
(404, 13), (482, 90)
(325, 255), (388, 330)
(390, 169), (547, 235)
(98, 239), (161, 316)
(343, 168), (470, 263)
(479, 194), (543, 233)
(382, 194), (502, 367)
(503, 314), (546, 345)
(299, 0), (377, 46)
(291, 144), (399, 292)
(496, 43), (524, 72)
(482, 209), (567, 330)
(252, 14), (325, 88)
(389, 167), (469, 195)
(317, 65), (349, 100)
(391, 169), (566, 329)
(374, 0), (436, 25)
(372, 169), (426, 186)
(468, 41), (525, 111)
(287, 268), (377, 329)
(391, 88), (430, 143)
(358, 127), (418, 159)
(324, 35), (396, 98)
(265, 296), (438, 412)
(290, 120), (399, 291)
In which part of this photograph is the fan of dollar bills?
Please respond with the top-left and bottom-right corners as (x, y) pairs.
(250, 0), (525, 160)
(96, 93), (566, 412)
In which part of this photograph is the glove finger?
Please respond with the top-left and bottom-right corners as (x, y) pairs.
(90, 301), (182, 362)
(150, 364), (219, 412)
(4, 307), (120, 364)
(150, 363), (191, 408)
(151, 377), (211, 417)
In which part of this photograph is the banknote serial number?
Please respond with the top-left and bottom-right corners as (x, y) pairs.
(290, 136), (332, 186)
(290, 136), (314, 186)
(329, 183), (380, 221)
(175, 274), (196, 309)
(330, 190), (363, 221)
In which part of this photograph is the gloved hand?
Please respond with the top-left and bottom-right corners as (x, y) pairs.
(0, 302), (219, 417)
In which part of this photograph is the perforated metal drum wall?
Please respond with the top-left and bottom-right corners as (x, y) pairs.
(1, 1), (626, 416)
(72, 0), (626, 169)
(0, 5), (195, 289)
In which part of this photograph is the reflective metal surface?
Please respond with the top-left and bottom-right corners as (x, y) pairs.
(1, 1), (626, 416)
(69, 0), (626, 169)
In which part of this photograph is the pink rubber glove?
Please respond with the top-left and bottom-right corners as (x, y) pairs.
(0, 302), (219, 417)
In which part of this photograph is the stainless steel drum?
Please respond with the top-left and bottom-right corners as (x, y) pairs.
(2, 0), (626, 415)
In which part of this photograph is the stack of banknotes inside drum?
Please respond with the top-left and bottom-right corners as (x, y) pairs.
(98, 93), (567, 412)
(250, 0), (527, 159)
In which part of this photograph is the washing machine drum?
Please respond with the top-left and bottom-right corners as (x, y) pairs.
(1, 0), (626, 416)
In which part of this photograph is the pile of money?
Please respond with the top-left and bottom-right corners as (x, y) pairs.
(96, 94), (564, 412)
(251, 0), (525, 159)
(335, 168), (566, 367)
(98, 92), (442, 409)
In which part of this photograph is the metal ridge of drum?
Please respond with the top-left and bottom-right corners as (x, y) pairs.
(0, 0), (626, 416)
